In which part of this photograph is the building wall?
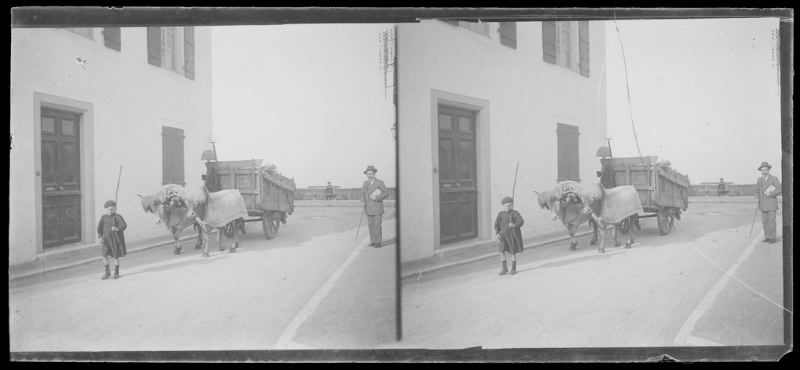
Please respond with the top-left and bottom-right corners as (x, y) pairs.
(398, 21), (607, 262)
(10, 27), (213, 265)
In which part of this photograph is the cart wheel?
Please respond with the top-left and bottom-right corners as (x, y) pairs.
(224, 223), (235, 238)
(657, 210), (674, 235)
(262, 215), (280, 240)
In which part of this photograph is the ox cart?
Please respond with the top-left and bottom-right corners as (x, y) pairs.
(208, 159), (295, 240)
(601, 156), (690, 235)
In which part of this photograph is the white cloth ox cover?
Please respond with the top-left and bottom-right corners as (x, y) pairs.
(202, 189), (249, 228)
(600, 185), (644, 224)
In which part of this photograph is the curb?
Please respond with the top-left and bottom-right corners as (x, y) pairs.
(9, 231), (218, 282)
(401, 229), (596, 279)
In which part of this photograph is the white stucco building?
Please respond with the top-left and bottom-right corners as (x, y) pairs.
(10, 26), (213, 266)
(398, 20), (608, 262)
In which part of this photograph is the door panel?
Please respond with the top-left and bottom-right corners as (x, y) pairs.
(41, 108), (82, 249)
(438, 106), (478, 245)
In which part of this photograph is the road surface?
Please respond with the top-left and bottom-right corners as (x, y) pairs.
(401, 201), (786, 349)
(10, 205), (397, 351)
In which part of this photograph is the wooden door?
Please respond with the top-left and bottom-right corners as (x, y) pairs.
(438, 106), (478, 244)
(41, 108), (82, 249)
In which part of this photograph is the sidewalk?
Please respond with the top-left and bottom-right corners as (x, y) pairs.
(8, 232), (210, 282)
(401, 224), (597, 279)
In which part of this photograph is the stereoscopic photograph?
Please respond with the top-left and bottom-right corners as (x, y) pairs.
(397, 14), (790, 356)
(9, 7), (793, 363)
(10, 18), (398, 352)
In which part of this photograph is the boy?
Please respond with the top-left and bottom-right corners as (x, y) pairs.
(495, 197), (525, 275)
(97, 200), (127, 280)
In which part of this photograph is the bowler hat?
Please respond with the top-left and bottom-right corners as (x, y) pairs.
(363, 165), (378, 174)
(758, 162), (772, 170)
(501, 196), (514, 205)
(104, 200), (117, 208)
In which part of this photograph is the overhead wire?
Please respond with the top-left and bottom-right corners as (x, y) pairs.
(613, 20), (649, 169)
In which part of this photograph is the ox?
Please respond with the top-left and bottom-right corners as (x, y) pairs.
(140, 184), (247, 257)
(536, 181), (643, 253)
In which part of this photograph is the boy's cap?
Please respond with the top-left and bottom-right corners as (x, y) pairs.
(104, 200), (116, 208)
(501, 196), (514, 205)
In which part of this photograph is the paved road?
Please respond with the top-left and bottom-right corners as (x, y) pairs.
(10, 205), (397, 351)
(400, 202), (786, 349)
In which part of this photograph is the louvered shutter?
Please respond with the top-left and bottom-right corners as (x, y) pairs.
(542, 21), (557, 64)
(103, 27), (121, 51)
(162, 127), (185, 185)
(147, 27), (161, 66)
(499, 22), (517, 49)
(579, 21), (590, 77)
(184, 26), (195, 80)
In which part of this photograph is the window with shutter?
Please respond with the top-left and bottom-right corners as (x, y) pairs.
(147, 27), (162, 66)
(557, 123), (580, 182)
(579, 21), (590, 77)
(499, 22), (517, 49)
(103, 27), (121, 51)
(162, 126), (185, 185)
(542, 21), (557, 64)
(184, 27), (195, 80)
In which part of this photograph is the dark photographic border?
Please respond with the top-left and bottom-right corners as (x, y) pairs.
(9, 6), (793, 363)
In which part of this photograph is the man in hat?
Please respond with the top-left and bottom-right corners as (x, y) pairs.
(755, 162), (781, 243)
(362, 165), (390, 247)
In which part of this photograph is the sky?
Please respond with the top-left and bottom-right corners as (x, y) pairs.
(209, 18), (785, 189)
(604, 17), (783, 185)
(211, 24), (396, 189)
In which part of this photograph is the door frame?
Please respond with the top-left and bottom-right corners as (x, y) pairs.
(430, 89), (491, 250)
(33, 92), (95, 254)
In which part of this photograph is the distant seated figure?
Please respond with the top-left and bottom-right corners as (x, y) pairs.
(324, 182), (336, 200)
(717, 178), (728, 197)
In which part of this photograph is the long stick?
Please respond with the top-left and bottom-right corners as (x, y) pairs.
(114, 165), (123, 207)
(748, 202), (759, 239)
(511, 162), (519, 200)
(112, 164), (122, 231)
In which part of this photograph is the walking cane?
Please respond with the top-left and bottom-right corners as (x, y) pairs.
(355, 206), (365, 243)
(748, 201), (759, 239)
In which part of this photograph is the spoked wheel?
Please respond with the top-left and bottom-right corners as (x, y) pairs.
(224, 223), (235, 238)
(262, 214), (280, 240)
(657, 209), (675, 235)
(619, 218), (631, 234)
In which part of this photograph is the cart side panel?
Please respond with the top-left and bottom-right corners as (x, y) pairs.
(655, 165), (690, 210)
(609, 156), (657, 209)
(261, 174), (295, 213)
(213, 167), (262, 213)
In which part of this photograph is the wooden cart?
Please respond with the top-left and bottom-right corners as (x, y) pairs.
(601, 156), (690, 235)
(208, 159), (295, 240)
